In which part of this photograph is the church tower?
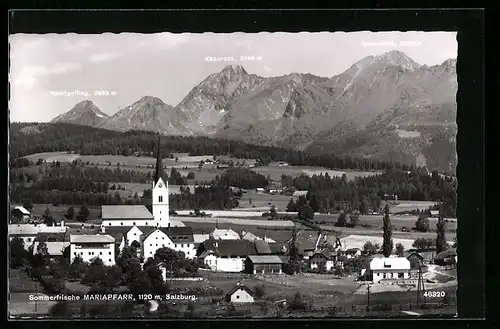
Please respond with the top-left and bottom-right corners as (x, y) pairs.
(152, 135), (169, 227)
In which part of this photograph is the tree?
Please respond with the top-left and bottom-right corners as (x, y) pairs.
(335, 212), (347, 227)
(79, 204), (90, 222)
(187, 172), (195, 179)
(254, 284), (266, 299)
(412, 238), (434, 251)
(363, 241), (378, 255)
(286, 198), (296, 212)
(436, 213), (448, 254)
(22, 199), (34, 211)
(65, 206), (75, 220)
(69, 256), (88, 280)
(269, 205), (277, 220)
(349, 211), (360, 227)
(82, 258), (107, 285)
(415, 215), (430, 232)
(42, 207), (55, 226)
(298, 203), (314, 221)
(395, 243), (405, 256)
(288, 292), (306, 311)
(10, 237), (28, 268)
(309, 194), (319, 213)
(359, 196), (370, 215)
(382, 204), (393, 257)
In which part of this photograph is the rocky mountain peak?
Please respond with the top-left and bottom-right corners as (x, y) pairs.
(374, 50), (421, 71)
(221, 65), (247, 76)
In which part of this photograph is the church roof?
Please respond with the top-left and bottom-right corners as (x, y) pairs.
(101, 205), (153, 220)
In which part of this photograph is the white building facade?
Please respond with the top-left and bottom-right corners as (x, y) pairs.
(142, 228), (195, 260)
(369, 257), (411, 283)
(70, 234), (116, 266)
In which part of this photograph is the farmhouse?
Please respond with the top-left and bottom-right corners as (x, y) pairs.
(434, 248), (457, 266)
(292, 190), (308, 199)
(245, 255), (284, 274)
(287, 230), (321, 259)
(369, 257), (411, 283)
(142, 227), (195, 260)
(309, 250), (335, 271)
(225, 283), (255, 303)
(345, 248), (362, 259)
(11, 206), (31, 222)
(210, 228), (240, 240)
(70, 234), (116, 266)
(241, 231), (262, 241)
(430, 210), (439, 217)
(9, 224), (67, 250)
(33, 241), (70, 258)
(406, 252), (425, 269)
(193, 234), (210, 249)
(197, 239), (275, 272)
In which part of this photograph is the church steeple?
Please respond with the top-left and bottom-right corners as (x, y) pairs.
(154, 135), (162, 185)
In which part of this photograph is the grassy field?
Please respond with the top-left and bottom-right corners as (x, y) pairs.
(388, 200), (441, 213)
(239, 190), (292, 210)
(30, 203), (102, 223)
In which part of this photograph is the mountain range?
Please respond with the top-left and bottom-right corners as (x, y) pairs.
(50, 50), (457, 173)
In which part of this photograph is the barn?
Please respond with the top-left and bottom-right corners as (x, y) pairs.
(225, 283), (255, 303)
(244, 255), (284, 275)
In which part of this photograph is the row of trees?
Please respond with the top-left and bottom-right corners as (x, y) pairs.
(282, 169), (456, 217)
(10, 122), (422, 173)
(217, 167), (269, 190)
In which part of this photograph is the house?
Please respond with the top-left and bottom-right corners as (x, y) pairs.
(256, 188), (265, 193)
(277, 162), (289, 167)
(369, 257), (411, 283)
(292, 190), (308, 200)
(197, 239), (274, 272)
(217, 164), (230, 170)
(345, 248), (362, 259)
(269, 243), (288, 255)
(309, 250), (335, 271)
(407, 252), (425, 269)
(69, 234), (116, 266)
(11, 206), (31, 222)
(33, 241), (70, 258)
(123, 226), (156, 248)
(142, 227), (195, 260)
(245, 255), (284, 274)
(9, 224), (67, 251)
(225, 283), (255, 303)
(210, 228), (240, 240)
(287, 230), (321, 259)
(430, 210), (439, 217)
(193, 233), (210, 249)
(434, 249), (457, 266)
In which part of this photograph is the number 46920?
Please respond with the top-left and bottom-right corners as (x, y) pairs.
(423, 291), (445, 298)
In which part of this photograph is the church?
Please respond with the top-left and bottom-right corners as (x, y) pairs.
(101, 136), (184, 228)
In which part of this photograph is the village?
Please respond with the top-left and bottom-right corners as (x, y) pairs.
(8, 140), (458, 319)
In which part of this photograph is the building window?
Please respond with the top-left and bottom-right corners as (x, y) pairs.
(150, 244), (152, 247)
(162, 237), (164, 240)
(146, 223), (148, 225)
(109, 259), (111, 262)
(181, 244), (184, 248)
(156, 237), (158, 239)
(383, 273), (387, 279)
(162, 244), (165, 247)
(236, 295), (239, 299)
(150, 251), (152, 254)
(134, 233), (137, 236)
(109, 223), (111, 226)
(27, 238), (32, 242)
(81, 252), (83, 255)
(121, 222), (123, 226)
(74, 252), (76, 255)
(100, 252), (102, 255)
(159, 196), (163, 203)
(398, 272), (404, 278)
(175, 244), (177, 248)
(109, 252), (111, 255)
(156, 244), (158, 247)
(187, 251), (190, 255)
(133, 222), (136, 226)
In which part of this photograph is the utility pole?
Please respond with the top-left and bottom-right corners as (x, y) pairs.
(367, 284), (370, 311)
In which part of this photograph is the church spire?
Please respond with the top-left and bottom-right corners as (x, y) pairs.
(154, 135), (162, 185)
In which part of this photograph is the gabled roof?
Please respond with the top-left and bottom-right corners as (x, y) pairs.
(289, 230), (320, 252)
(241, 231), (261, 241)
(9, 224), (67, 236)
(193, 234), (210, 244)
(101, 205), (153, 220)
(254, 240), (272, 254)
(13, 206), (30, 215)
(346, 248), (361, 254)
(158, 227), (194, 243)
(34, 232), (68, 243)
(210, 228), (240, 239)
(226, 284), (255, 298)
(311, 249), (334, 260)
(246, 255), (284, 264)
(435, 248), (457, 260)
(292, 190), (308, 197)
(70, 234), (115, 244)
(407, 252), (425, 260)
(200, 239), (256, 257)
(269, 242), (288, 254)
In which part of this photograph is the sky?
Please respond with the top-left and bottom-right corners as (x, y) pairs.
(9, 31), (457, 123)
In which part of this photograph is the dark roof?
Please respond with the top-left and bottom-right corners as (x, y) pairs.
(254, 240), (272, 254)
(407, 252), (425, 260)
(269, 242), (288, 254)
(346, 248), (361, 254)
(34, 232), (67, 243)
(246, 255), (284, 264)
(311, 251), (333, 260)
(159, 227), (194, 243)
(435, 249), (457, 260)
(200, 239), (256, 257)
(226, 284), (255, 298)
(290, 230), (319, 252)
